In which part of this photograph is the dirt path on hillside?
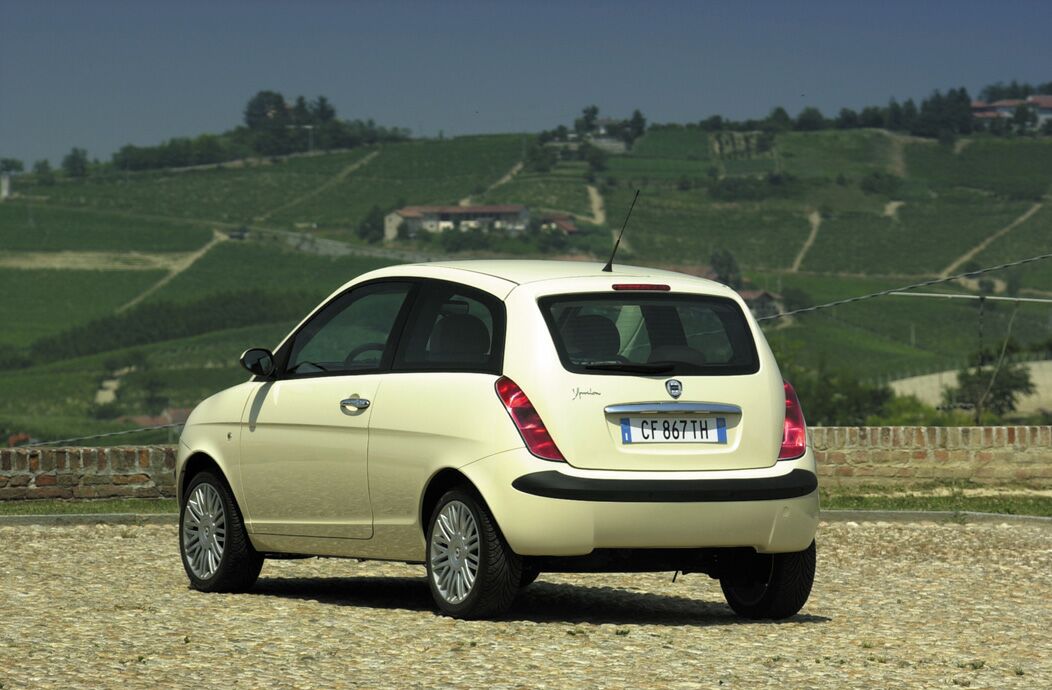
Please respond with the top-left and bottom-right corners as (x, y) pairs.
(255, 150), (380, 222)
(459, 161), (524, 206)
(940, 202), (1043, 277)
(790, 210), (822, 272)
(587, 185), (606, 225)
(117, 230), (227, 312)
(0, 251), (189, 271)
(883, 200), (905, 221)
(954, 139), (973, 155)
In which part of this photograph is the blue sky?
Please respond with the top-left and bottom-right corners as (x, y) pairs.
(1, 0), (1050, 164)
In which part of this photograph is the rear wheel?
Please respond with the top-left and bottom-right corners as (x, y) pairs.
(179, 470), (263, 593)
(520, 563), (541, 588)
(720, 541), (815, 620)
(426, 488), (521, 618)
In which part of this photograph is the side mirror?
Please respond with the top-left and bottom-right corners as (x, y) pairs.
(240, 348), (276, 378)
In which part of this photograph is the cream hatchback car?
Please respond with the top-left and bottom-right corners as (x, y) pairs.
(177, 260), (818, 619)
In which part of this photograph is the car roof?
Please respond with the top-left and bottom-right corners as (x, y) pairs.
(383, 259), (716, 286)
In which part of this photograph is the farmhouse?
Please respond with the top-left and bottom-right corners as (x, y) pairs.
(384, 204), (529, 240)
(971, 95), (1052, 125)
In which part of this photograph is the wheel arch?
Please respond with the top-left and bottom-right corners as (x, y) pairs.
(420, 468), (489, 537)
(178, 452), (234, 506)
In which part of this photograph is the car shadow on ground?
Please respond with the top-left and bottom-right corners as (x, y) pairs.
(248, 576), (830, 627)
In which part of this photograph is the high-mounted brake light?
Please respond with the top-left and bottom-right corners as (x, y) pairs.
(612, 283), (670, 291)
(779, 380), (807, 460)
(495, 377), (565, 462)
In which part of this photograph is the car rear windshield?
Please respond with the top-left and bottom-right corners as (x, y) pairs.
(538, 292), (760, 376)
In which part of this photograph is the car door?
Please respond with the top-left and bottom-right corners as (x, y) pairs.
(239, 280), (415, 540)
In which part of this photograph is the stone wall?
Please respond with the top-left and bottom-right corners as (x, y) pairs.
(811, 426), (1052, 487)
(0, 427), (1050, 501)
(0, 446), (176, 501)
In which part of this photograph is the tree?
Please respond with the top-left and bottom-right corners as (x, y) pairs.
(1012, 104), (1036, 133)
(781, 287), (812, 312)
(578, 142), (608, 172)
(944, 359), (1034, 420)
(766, 107), (792, 132)
(525, 143), (557, 173)
(628, 109), (647, 142)
(794, 107), (826, 131)
(885, 98), (904, 130)
(901, 99), (919, 132)
(244, 90), (288, 130)
(357, 205), (385, 243)
(859, 106), (885, 128)
(699, 115), (724, 131)
(709, 248), (742, 289)
(291, 96), (311, 125)
(581, 105), (599, 133)
(0, 158), (23, 174)
(310, 96), (336, 124)
(61, 147), (89, 177)
(835, 108), (859, 129)
(33, 159), (54, 185)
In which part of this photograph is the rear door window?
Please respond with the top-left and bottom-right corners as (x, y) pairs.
(539, 293), (759, 376)
(393, 280), (505, 373)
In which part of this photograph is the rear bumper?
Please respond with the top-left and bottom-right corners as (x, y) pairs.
(460, 448), (820, 557)
(511, 467), (817, 503)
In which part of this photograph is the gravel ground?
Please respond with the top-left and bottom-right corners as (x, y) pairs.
(1, 521), (1050, 689)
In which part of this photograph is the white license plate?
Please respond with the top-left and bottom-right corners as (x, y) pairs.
(620, 416), (727, 444)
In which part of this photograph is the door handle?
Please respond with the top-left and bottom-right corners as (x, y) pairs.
(340, 397), (371, 410)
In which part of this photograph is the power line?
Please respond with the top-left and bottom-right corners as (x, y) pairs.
(757, 252), (1052, 322)
(17, 424), (182, 449)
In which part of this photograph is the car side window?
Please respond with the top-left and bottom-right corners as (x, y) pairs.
(285, 282), (413, 377)
(393, 281), (504, 373)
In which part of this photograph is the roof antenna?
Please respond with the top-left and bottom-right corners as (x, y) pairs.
(602, 188), (640, 273)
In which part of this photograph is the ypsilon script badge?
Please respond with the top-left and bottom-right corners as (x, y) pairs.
(665, 379), (683, 399)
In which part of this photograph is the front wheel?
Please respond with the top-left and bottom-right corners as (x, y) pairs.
(179, 470), (263, 593)
(720, 541), (816, 620)
(426, 488), (522, 618)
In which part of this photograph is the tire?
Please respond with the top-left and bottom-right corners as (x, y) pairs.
(520, 563), (541, 588)
(425, 488), (522, 619)
(719, 541), (816, 620)
(179, 470), (263, 593)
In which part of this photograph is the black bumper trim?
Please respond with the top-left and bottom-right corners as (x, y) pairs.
(511, 468), (818, 503)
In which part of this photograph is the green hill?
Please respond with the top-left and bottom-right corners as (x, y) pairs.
(2, 128), (1051, 441)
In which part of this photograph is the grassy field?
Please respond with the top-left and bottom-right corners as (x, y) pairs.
(480, 170), (593, 218)
(11, 150), (377, 226)
(906, 138), (1052, 200)
(4, 128), (1052, 440)
(0, 203), (212, 251)
(631, 127), (712, 160)
(755, 271), (1051, 379)
(603, 186), (811, 267)
(971, 203), (1052, 292)
(0, 269), (168, 348)
(264, 135), (526, 230)
(144, 241), (394, 306)
(801, 193), (1031, 275)
(776, 129), (894, 178)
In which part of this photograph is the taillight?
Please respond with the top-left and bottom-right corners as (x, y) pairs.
(495, 376), (565, 462)
(612, 283), (670, 291)
(779, 380), (807, 460)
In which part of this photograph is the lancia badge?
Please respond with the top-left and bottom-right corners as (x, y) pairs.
(665, 379), (683, 399)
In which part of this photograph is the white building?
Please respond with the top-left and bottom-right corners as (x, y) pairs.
(384, 205), (529, 241)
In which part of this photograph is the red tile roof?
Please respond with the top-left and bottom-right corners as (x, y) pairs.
(395, 205), (526, 218)
(991, 99), (1026, 107)
(1027, 95), (1052, 108)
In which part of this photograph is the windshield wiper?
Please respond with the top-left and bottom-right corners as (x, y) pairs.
(584, 361), (675, 374)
